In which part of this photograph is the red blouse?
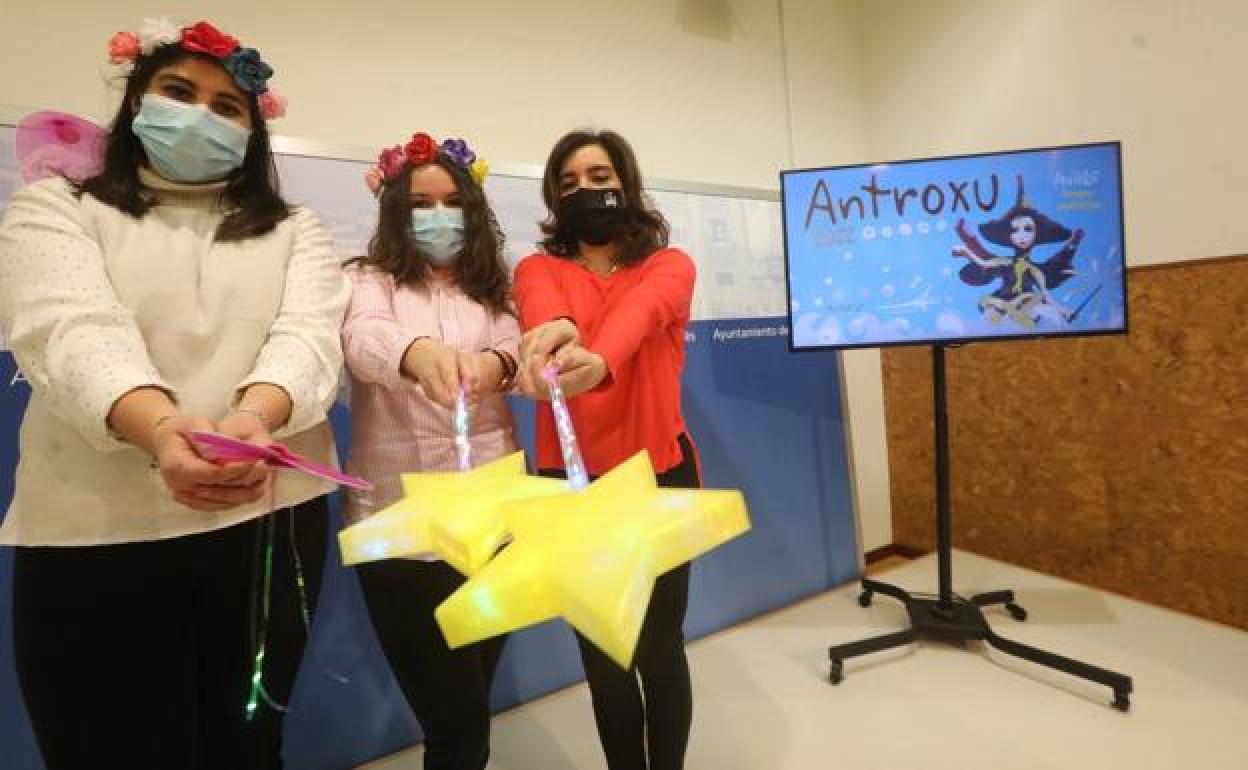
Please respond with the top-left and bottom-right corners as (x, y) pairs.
(512, 247), (696, 476)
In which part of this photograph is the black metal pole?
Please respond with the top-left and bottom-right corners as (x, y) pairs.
(829, 342), (1133, 709)
(933, 344), (953, 610)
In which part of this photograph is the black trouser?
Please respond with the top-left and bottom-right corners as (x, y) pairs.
(12, 499), (328, 770)
(542, 433), (698, 770)
(356, 558), (506, 770)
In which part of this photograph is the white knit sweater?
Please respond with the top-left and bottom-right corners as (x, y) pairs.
(0, 170), (349, 545)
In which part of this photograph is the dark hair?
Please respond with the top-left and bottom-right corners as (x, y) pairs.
(538, 129), (669, 267)
(349, 155), (512, 317)
(75, 43), (290, 241)
(978, 175), (1071, 250)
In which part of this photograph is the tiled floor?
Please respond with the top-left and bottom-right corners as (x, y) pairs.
(364, 550), (1248, 769)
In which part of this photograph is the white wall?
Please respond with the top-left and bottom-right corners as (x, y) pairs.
(858, 0), (1248, 267)
(14, 1), (1239, 263)
(780, 1), (894, 557)
(2, 0), (795, 188)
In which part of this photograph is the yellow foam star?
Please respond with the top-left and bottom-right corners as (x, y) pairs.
(435, 450), (751, 668)
(337, 451), (567, 576)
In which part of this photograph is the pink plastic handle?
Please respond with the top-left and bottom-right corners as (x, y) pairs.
(188, 431), (373, 491)
(188, 431), (280, 463)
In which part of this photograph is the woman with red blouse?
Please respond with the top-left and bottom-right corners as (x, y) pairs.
(513, 129), (698, 770)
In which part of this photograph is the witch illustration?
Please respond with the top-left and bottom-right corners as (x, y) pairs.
(952, 175), (1082, 327)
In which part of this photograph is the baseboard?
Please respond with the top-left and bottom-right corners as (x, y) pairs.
(864, 543), (928, 564)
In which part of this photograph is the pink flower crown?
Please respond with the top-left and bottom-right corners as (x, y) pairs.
(365, 132), (489, 197)
(107, 17), (287, 121)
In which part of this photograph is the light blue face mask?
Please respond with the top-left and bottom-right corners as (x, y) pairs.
(131, 94), (251, 183)
(410, 205), (466, 265)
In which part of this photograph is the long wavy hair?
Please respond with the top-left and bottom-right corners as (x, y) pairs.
(75, 42), (290, 241)
(538, 129), (669, 267)
(349, 155), (511, 316)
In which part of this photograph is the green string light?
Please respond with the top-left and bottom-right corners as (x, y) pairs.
(246, 515), (276, 721)
(244, 508), (311, 721)
(245, 648), (265, 718)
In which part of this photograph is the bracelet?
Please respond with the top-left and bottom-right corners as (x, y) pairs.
(486, 349), (518, 392)
(488, 349), (517, 377)
(150, 413), (177, 440)
(147, 414), (178, 469)
(231, 405), (271, 430)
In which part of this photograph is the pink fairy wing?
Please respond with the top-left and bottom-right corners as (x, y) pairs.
(15, 111), (105, 183)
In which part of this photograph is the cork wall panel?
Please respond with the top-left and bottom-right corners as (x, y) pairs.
(882, 256), (1248, 629)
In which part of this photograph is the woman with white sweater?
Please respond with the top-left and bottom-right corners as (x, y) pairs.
(0, 17), (347, 769)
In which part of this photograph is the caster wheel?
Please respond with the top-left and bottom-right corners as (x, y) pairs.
(1006, 602), (1027, 622)
(829, 660), (844, 685)
(1112, 693), (1130, 712)
(858, 591), (874, 608)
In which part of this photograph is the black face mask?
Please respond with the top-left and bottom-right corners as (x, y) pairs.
(556, 187), (629, 246)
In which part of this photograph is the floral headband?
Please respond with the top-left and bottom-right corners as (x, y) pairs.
(365, 132), (489, 197)
(107, 18), (287, 120)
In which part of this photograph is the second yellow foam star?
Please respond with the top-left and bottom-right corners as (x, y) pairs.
(435, 450), (751, 668)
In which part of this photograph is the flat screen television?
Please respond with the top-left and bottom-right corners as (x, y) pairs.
(781, 141), (1126, 351)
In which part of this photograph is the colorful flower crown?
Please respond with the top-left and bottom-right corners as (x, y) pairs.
(364, 132), (490, 197)
(107, 18), (286, 120)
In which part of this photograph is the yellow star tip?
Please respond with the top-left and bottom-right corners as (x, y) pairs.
(338, 451), (567, 572)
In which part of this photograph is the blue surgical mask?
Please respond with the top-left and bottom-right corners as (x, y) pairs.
(410, 206), (466, 265)
(131, 94), (251, 183)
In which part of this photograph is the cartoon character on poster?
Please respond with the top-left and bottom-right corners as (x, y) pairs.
(951, 175), (1089, 328)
